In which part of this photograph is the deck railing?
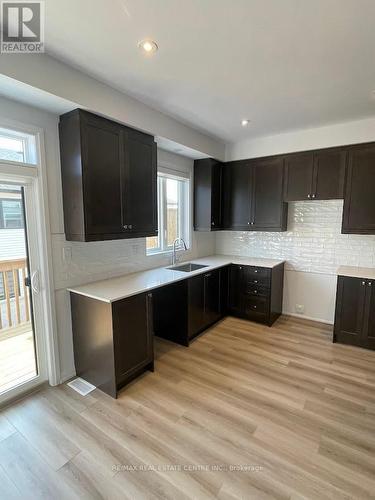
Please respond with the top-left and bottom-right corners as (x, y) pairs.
(0, 258), (30, 331)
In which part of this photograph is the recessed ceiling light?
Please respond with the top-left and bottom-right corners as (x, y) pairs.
(138, 39), (158, 55)
(241, 119), (250, 127)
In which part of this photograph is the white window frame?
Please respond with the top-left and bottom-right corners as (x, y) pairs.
(147, 166), (191, 256)
(0, 126), (38, 165)
(0, 117), (59, 405)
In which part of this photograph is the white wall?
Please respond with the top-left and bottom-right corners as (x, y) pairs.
(222, 117), (375, 323)
(216, 200), (375, 323)
(226, 116), (375, 161)
(0, 54), (225, 160)
(0, 95), (215, 382)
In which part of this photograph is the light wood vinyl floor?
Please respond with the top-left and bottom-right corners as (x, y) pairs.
(1, 316), (375, 499)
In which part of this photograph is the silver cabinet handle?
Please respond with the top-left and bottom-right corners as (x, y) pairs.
(123, 225), (128, 229)
(254, 280), (258, 284)
(247, 221), (250, 225)
(211, 221), (215, 226)
(128, 224), (133, 229)
(307, 194), (311, 199)
(362, 281), (366, 286)
(311, 194), (316, 199)
(253, 305), (257, 309)
(254, 290), (258, 294)
(368, 281), (372, 287)
(254, 270), (258, 273)
(250, 221), (255, 225)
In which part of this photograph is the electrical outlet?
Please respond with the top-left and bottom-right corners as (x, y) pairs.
(295, 304), (305, 314)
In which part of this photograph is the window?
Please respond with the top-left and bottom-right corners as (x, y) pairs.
(0, 185), (24, 229)
(0, 127), (37, 165)
(147, 171), (190, 254)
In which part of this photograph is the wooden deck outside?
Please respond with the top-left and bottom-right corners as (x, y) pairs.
(0, 258), (36, 394)
(0, 323), (37, 394)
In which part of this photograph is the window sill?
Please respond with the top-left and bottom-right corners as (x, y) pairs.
(146, 248), (191, 258)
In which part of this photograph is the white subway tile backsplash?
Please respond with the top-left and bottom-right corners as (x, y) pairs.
(215, 200), (375, 274)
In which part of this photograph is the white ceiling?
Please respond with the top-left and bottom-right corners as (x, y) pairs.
(44, 0), (375, 143)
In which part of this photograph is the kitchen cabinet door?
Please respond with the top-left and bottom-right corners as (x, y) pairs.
(342, 144), (375, 234)
(112, 292), (154, 385)
(252, 157), (287, 230)
(362, 280), (375, 350)
(188, 274), (205, 338)
(334, 276), (366, 347)
(284, 152), (314, 201)
(79, 111), (124, 238)
(123, 129), (157, 237)
(222, 162), (253, 230)
(228, 264), (244, 314)
(313, 149), (346, 200)
(203, 269), (221, 326)
(194, 159), (222, 231)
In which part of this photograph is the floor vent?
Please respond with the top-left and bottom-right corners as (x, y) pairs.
(67, 377), (96, 396)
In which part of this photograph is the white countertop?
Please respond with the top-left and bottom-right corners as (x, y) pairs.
(337, 265), (375, 280)
(68, 255), (285, 303)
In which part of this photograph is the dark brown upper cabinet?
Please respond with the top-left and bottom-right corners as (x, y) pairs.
(59, 109), (157, 241)
(123, 128), (157, 237)
(194, 158), (222, 231)
(222, 161), (252, 230)
(284, 152), (314, 201)
(342, 144), (375, 234)
(313, 149), (346, 200)
(222, 158), (287, 231)
(284, 148), (346, 202)
(252, 157), (288, 231)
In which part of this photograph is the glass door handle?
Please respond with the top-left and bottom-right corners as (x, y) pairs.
(31, 270), (41, 294)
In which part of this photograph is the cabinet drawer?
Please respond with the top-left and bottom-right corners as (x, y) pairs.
(245, 266), (271, 280)
(243, 295), (268, 315)
(245, 284), (270, 297)
(245, 275), (270, 288)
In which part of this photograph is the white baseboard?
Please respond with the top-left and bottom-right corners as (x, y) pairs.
(59, 370), (76, 384)
(283, 311), (333, 325)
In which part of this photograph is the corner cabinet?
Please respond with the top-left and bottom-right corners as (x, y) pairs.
(334, 275), (375, 350)
(70, 291), (154, 398)
(227, 263), (284, 326)
(194, 158), (222, 231)
(222, 158), (287, 232)
(59, 109), (157, 241)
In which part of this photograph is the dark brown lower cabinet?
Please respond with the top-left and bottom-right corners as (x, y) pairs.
(153, 267), (227, 346)
(227, 263), (284, 326)
(70, 291), (154, 398)
(70, 264), (284, 399)
(334, 276), (375, 350)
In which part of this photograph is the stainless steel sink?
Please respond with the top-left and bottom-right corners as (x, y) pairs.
(168, 263), (208, 272)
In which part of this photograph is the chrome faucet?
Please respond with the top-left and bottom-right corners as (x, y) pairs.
(172, 237), (188, 265)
